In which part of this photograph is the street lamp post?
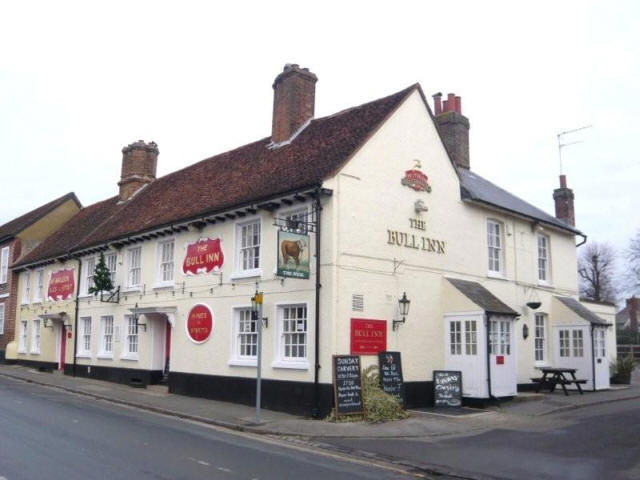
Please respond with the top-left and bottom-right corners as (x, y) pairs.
(252, 288), (264, 424)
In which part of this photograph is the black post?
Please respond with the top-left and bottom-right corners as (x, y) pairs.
(72, 257), (82, 377)
(485, 313), (493, 400)
(591, 324), (596, 392)
(312, 191), (322, 419)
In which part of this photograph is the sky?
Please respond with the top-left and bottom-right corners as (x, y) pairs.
(1, 1), (638, 274)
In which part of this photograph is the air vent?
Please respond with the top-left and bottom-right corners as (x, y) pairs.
(352, 294), (364, 312)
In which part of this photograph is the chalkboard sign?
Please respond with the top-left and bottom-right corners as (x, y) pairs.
(333, 355), (364, 416)
(378, 351), (405, 408)
(433, 370), (462, 408)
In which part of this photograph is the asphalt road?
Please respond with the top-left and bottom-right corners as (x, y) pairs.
(0, 377), (416, 480)
(320, 398), (640, 480)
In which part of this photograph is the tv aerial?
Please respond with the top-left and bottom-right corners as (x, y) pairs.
(557, 125), (592, 175)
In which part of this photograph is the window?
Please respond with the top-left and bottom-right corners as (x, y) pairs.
(230, 307), (257, 365)
(534, 313), (546, 362)
(123, 315), (138, 357)
(0, 246), (9, 284)
(0, 303), (4, 335)
(84, 256), (96, 295)
(500, 321), (511, 355)
(537, 234), (550, 283)
(236, 220), (261, 274)
(18, 320), (27, 353)
(596, 329), (606, 358)
(559, 330), (570, 357)
(33, 269), (44, 302)
(31, 319), (41, 354)
(487, 220), (503, 275)
(79, 317), (92, 355)
(489, 320), (511, 355)
(106, 253), (117, 286)
(279, 304), (307, 361)
(450, 320), (462, 355)
(99, 316), (114, 356)
(464, 320), (477, 355)
(572, 330), (584, 357)
(488, 321), (498, 354)
(157, 240), (175, 285)
(22, 271), (30, 304)
(127, 247), (142, 288)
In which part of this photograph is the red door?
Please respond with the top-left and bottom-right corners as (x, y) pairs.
(59, 326), (66, 370)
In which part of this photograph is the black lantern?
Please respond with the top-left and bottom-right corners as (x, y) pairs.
(522, 323), (529, 340)
(393, 292), (411, 331)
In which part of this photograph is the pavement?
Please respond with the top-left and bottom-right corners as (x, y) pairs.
(0, 363), (639, 440)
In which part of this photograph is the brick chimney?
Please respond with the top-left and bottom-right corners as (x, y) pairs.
(433, 92), (470, 170)
(627, 297), (640, 333)
(553, 174), (575, 226)
(118, 140), (158, 201)
(272, 64), (317, 144)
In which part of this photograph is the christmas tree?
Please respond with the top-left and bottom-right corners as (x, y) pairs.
(89, 252), (114, 294)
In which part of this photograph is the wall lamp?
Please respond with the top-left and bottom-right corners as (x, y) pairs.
(522, 323), (529, 340)
(392, 292), (411, 331)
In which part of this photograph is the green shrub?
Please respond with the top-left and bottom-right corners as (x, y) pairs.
(614, 355), (637, 375)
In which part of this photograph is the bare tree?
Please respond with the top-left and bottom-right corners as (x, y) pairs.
(578, 242), (617, 303)
(623, 229), (640, 297)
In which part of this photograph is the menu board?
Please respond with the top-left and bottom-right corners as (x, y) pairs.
(433, 370), (462, 408)
(333, 355), (364, 416)
(378, 351), (405, 408)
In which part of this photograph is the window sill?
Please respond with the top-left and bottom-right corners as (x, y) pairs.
(30, 351), (40, 355)
(76, 353), (91, 358)
(32, 299), (43, 305)
(96, 353), (114, 360)
(152, 283), (175, 290)
(271, 360), (309, 370)
(122, 287), (142, 294)
(537, 280), (553, 288)
(17, 350), (27, 355)
(228, 358), (257, 368)
(230, 269), (262, 281)
(487, 272), (507, 280)
(120, 355), (139, 361)
(534, 362), (549, 369)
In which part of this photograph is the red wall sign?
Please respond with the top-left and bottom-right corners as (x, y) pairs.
(186, 303), (214, 343)
(401, 169), (431, 192)
(496, 355), (504, 365)
(47, 269), (75, 301)
(182, 238), (224, 275)
(350, 318), (387, 355)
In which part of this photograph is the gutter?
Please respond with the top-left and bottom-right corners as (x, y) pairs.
(577, 233), (587, 247)
(72, 257), (82, 377)
(485, 313), (493, 401)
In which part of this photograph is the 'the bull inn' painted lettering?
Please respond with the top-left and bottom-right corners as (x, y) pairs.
(387, 230), (446, 254)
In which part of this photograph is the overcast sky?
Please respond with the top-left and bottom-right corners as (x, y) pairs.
(1, 1), (638, 259)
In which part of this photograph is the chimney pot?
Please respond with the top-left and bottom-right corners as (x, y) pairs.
(432, 92), (442, 115)
(553, 174), (575, 226)
(455, 96), (462, 114)
(434, 91), (470, 170)
(271, 64), (317, 143)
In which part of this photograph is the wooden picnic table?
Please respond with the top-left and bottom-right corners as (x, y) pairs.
(532, 367), (586, 396)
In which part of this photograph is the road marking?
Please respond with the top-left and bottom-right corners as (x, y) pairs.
(217, 467), (232, 473)
(197, 460), (210, 466)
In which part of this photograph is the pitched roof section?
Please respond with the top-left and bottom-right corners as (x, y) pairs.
(15, 85), (416, 267)
(0, 193), (82, 243)
(556, 296), (611, 326)
(459, 169), (582, 235)
(447, 278), (519, 316)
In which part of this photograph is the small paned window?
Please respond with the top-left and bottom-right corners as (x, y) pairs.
(31, 319), (41, 354)
(100, 316), (114, 355)
(127, 247), (142, 288)
(238, 221), (261, 272)
(559, 330), (570, 357)
(0, 247), (9, 284)
(450, 320), (462, 355)
(159, 240), (174, 283)
(33, 269), (44, 302)
(125, 315), (138, 356)
(534, 313), (546, 362)
(465, 320), (477, 355)
(18, 321), (27, 352)
(85, 257), (96, 295)
(487, 220), (503, 274)
(537, 234), (550, 282)
(80, 317), (92, 354)
(280, 305), (307, 360)
(237, 308), (257, 358)
(106, 253), (117, 286)
(22, 271), (30, 304)
(0, 303), (5, 335)
(500, 321), (511, 355)
(572, 330), (584, 357)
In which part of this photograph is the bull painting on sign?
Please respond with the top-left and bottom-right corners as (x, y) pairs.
(277, 230), (310, 279)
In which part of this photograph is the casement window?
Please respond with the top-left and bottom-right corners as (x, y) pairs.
(31, 319), (41, 354)
(450, 320), (462, 355)
(449, 319), (477, 356)
(18, 320), (27, 353)
(464, 320), (477, 355)
(0, 246), (9, 284)
(488, 320), (511, 355)
(572, 330), (584, 357)
(277, 304), (308, 366)
(596, 329), (606, 358)
(22, 271), (31, 304)
(156, 240), (175, 286)
(487, 219), (504, 275)
(83, 256), (96, 295)
(534, 313), (546, 362)
(236, 219), (261, 275)
(127, 247), (142, 288)
(537, 234), (550, 283)
(559, 330), (570, 357)
(33, 269), (44, 302)
(99, 315), (114, 356)
(124, 315), (138, 358)
(282, 207), (309, 234)
(78, 317), (92, 355)
(0, 303), (5, 335)
(106, 253), (117, 286)
(230, 307), (257, 366)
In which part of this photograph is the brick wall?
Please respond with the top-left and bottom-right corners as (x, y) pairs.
(0, 238), (20, 359)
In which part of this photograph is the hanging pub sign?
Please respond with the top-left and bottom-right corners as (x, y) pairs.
(277, 230), (310, 279)
(350, 318), (387, 355)
(182, 238), (224, 275)
(47, 269), (75, 301)
(333, 355), (365, 417)
(401, 159), (431, 193)
(186, 303), (214, 343)
(378, 351), (405, 408)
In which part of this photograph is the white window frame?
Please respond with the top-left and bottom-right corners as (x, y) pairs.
(0, 246), (9, 284)
(77, 316), (92, 357)
(232, 217), (262, 279)
(228, 305), (257, 367)
(126, 246), (142, 290)
(537, 233), (551, 284)
(0, 303), (5, 335)
(33, 269), (44, 303)
(82, 256), (96, 296)
(534, 313), (547, 364)
(105, 252), (117, 287)
(31, 319), (41, 354)
(18, 320), (27, 353)
(121, 314), (139, 360)
(487, 219), (504, 277)
(572, 330), (584, 357)
(98, 315), (114, 358)
(596, 329), (606, 358)
(272, 302), (309, 370)
(21, 271), (31, 304)
(449, 320), (462, 355)
(464, 320), (478, 355)
(155, 239), (175, 288)
(559, 329), (570, 357)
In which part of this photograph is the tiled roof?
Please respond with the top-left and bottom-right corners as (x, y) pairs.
(0, 192), (81, 243)
(556, 296), (611, 326)
(15, 85), (416, 268)
(459, 169), (582, 235)
(447, 278), (519, 316)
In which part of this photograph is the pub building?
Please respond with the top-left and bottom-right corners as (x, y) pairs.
(8, 64), (616, 415)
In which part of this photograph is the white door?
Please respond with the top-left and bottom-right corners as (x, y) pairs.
(554, 326), (590, 388)
(445, 314), (485, 397)
(488, 317), (517, 397)
(593, 327), (610, 390)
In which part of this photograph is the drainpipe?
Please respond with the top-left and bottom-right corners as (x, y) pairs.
(72, 257), (82, 377)
(577, 234), (587, 248)
(312, 190), (322, 419)
(485, 313), (493, 400)
(590, 324), (596, 392)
